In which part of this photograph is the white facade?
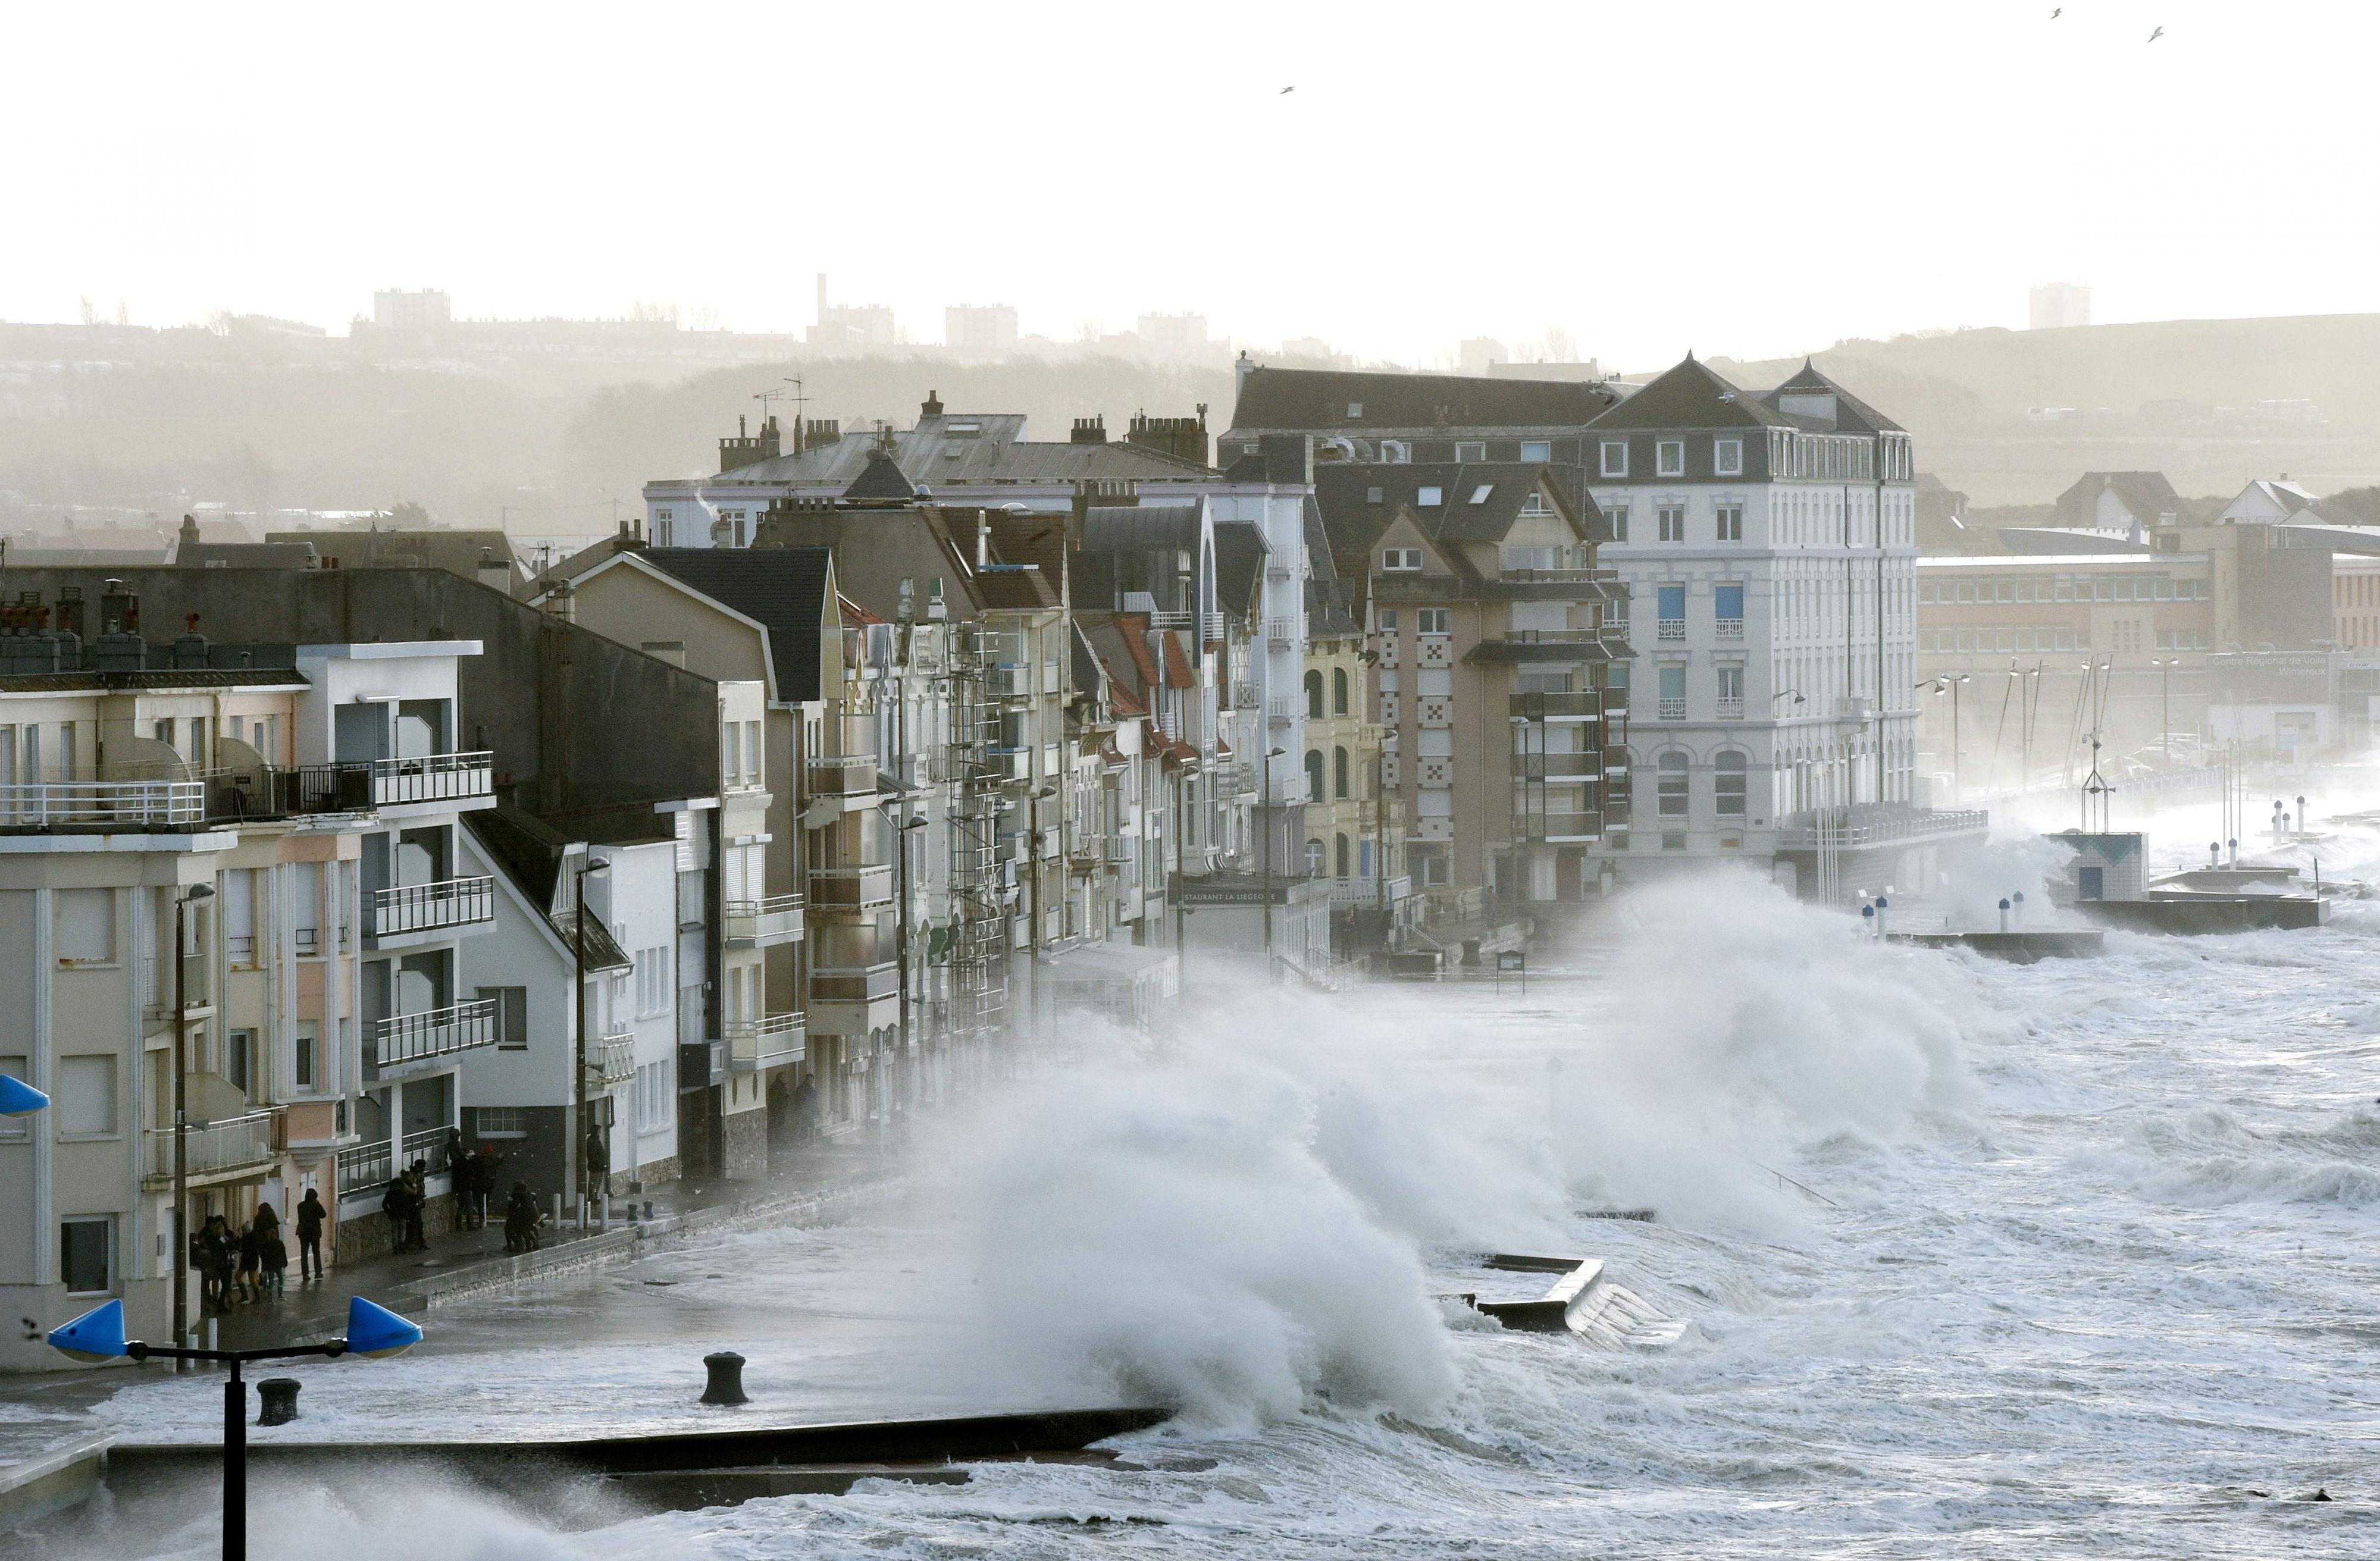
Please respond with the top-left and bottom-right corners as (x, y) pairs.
(1592, 408), (1920, 873)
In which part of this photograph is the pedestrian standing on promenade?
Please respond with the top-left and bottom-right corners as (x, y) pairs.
(259, 1217), (288, 1297)
(402, 1164), (428, 1252)
(295, 1188), (326, 1282)
(381, 1173), (410, 1255)
(233, 1218), (262, 1304)
(194, 1215), (233, 1313)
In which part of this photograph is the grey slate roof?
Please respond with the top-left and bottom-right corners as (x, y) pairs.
(714, 410), (1210, 485)
(1585, 356), (1789, 431)
(1761, 359), (1905, 435)
(840, 447), (919, 502)
(466, 805), (635, 971)
(1211, 521), (1271, 618)
(1230, 366), (1618, 432)
(1311, 463), (1601, 563)
(639, 546), (834, 701)
(1080, 504), (1205, 553)
(2051, 471), (2187, 530)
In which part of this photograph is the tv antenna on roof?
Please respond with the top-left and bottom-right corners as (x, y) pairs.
(754, 377), (812, 454)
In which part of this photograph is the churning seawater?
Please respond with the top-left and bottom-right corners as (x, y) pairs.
(50, 795), (2380, 1559)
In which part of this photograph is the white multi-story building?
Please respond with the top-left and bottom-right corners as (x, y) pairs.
(1589, 358), (1973, 897)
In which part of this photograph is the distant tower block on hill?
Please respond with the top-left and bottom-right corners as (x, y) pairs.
(2028, 283), (2091, 331)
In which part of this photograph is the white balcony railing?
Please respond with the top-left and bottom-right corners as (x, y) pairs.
(724, 892), (804, 946)
(1715, 617), (1745, 641)
(372, 998), (499, 1068)
(810, 864), (894, 910)
(1, 780), (205, 827)
(368, 752), (494, 807)
(367, 875), (495, 938)
(1658, 698), (1686, 720)
(1717, 697), (1745, 720)
(146, 1109), (277, 1184)
(1656, 620), (1686, 642)
(728, 1011), (806, 1071)
(1266, 615), (1298, 647)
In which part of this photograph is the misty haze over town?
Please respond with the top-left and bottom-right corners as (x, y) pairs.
(3, 4), (2377, 1557)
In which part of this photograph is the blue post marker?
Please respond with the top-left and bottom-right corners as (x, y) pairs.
(48, 1294), (421, 1560)
(1999, 897), (2011, 934)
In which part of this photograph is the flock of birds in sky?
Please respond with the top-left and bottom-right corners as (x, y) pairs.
(2050, 7), (2162, 39)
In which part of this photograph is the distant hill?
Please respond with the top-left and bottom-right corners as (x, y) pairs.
(1706, 314), (2380, 504)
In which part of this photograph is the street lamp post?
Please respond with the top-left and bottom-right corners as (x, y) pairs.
(173, 882), (217, 1371)
(48, 1294), (421, 1561)
(874, 800), (928, 1145)
(2151, 657), (2177, 763)
(1919, 676), (1969, 800)
(572, 856), (609, 1225)
(1260, 746), (1286, 978)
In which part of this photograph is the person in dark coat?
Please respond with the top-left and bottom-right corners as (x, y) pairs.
(193, 1215), (232, 1313)
(381, 1173), (410, 1255)
(258, 1215), (288, 1297)
(231, 1219), (262, 1305)
(503, 1181), (541, 1254)
(471, 1146), (502, 1229)
(401, 1164), (428, 1252)
(295, 1188), (327, 1281)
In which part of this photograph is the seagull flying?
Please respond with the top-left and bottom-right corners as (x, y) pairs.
(2051, 7), (2060, 15)
(2148, 25), (2163, 41)
(1280, 86), (1295, 95)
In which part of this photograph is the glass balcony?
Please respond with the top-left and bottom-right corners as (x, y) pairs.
(812, 961), (899, 1003)
(1516, 753), (1604, 779)
(1516, 812), (1602, 842)
(1507, 691), (1601, 722)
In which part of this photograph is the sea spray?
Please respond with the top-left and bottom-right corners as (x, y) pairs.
(1550, 869), (1979, 1229)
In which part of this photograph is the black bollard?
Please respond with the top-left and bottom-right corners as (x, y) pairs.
(700, 1351), (749, 1406)
(257, 1378), (302, 1427)
(643, 1200), (654, 1222)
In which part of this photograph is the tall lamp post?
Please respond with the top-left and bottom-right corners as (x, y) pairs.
(1920, 675), (1969, 800)
(173, 882), (216, 1370)
(49, 1294), (421, 1561)
(572, 855), (609, 1225)
(873, 800), (928, 1144)
(1259, 745), (1286, 977)
(2151, 657), (2177, 763)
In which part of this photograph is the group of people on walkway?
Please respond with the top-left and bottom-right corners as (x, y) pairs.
(190, 1189), (326, 1312)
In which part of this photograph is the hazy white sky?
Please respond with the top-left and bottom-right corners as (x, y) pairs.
(5, 0), (2373, 369)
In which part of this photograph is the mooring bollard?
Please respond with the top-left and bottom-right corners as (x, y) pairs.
(642, 1200), (654, 1222)
(257, 1378), (302, 1427)
(1999, 897), (2011, 934)
(700, 1350), (749, 1406)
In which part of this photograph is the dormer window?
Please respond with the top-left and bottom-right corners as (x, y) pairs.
(1714, 438), (1743, 476)
(1455, 441), (1486, 462)
(1518, 491), (1555, 518)
(1600, 440), (1629, 478)
(1417, 486), (1443, 506)
(1382, 548), (1423, 572)
(1521, 440), (1552, 463)
(1656, 440), (1685, 477)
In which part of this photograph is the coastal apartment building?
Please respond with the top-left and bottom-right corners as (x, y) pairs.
(0, 612), (494, 1369)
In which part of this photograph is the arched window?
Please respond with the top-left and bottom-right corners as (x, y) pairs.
(1333, 746), (1351, 799)
(1657, 751), (1690, 817)
(1332, 666), (1349, 716)
(1305, 748), (1325, 800)
(1335, 833), (1352, 878)
(1304, 669), (1324, 719)
(1305, 838), (1327, 877)
(1715, 750), (1748, 817)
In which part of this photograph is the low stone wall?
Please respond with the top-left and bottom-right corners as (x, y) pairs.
(333, 1191), (457, 1266)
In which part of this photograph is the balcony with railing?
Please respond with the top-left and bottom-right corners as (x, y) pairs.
(809, 863), (895, 910)
(2, 779), (206, 829)
(1717, 697), (1745, 720)
(1508, 691), (1601, 722)
(589, 1029), (635, 1090)
(811, 960), (899, 1003)
(806, 752), (879, 797)
(728, 1010), (806, 1071)
(1266, 615), (1298, 647)
(1517, 752), (1604, 779)
(1776, 802), (1993, 851)
(336, 1137), (393, 1195)
(371, 997), (499, 1070)
(1515, 811), (1602, 842)
(1715, 616), (1745, 642)
(1658, 697), (1686, 720)
(363, 751), (494, 807)
(367, 875), (495, 942)
(1656, 618), (1686, 642)
(1330, 872), (1410, 907)
(144, 1108), (278, 1187)
(987, 663), (1034, 699)
(724, 892), (804, 948)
